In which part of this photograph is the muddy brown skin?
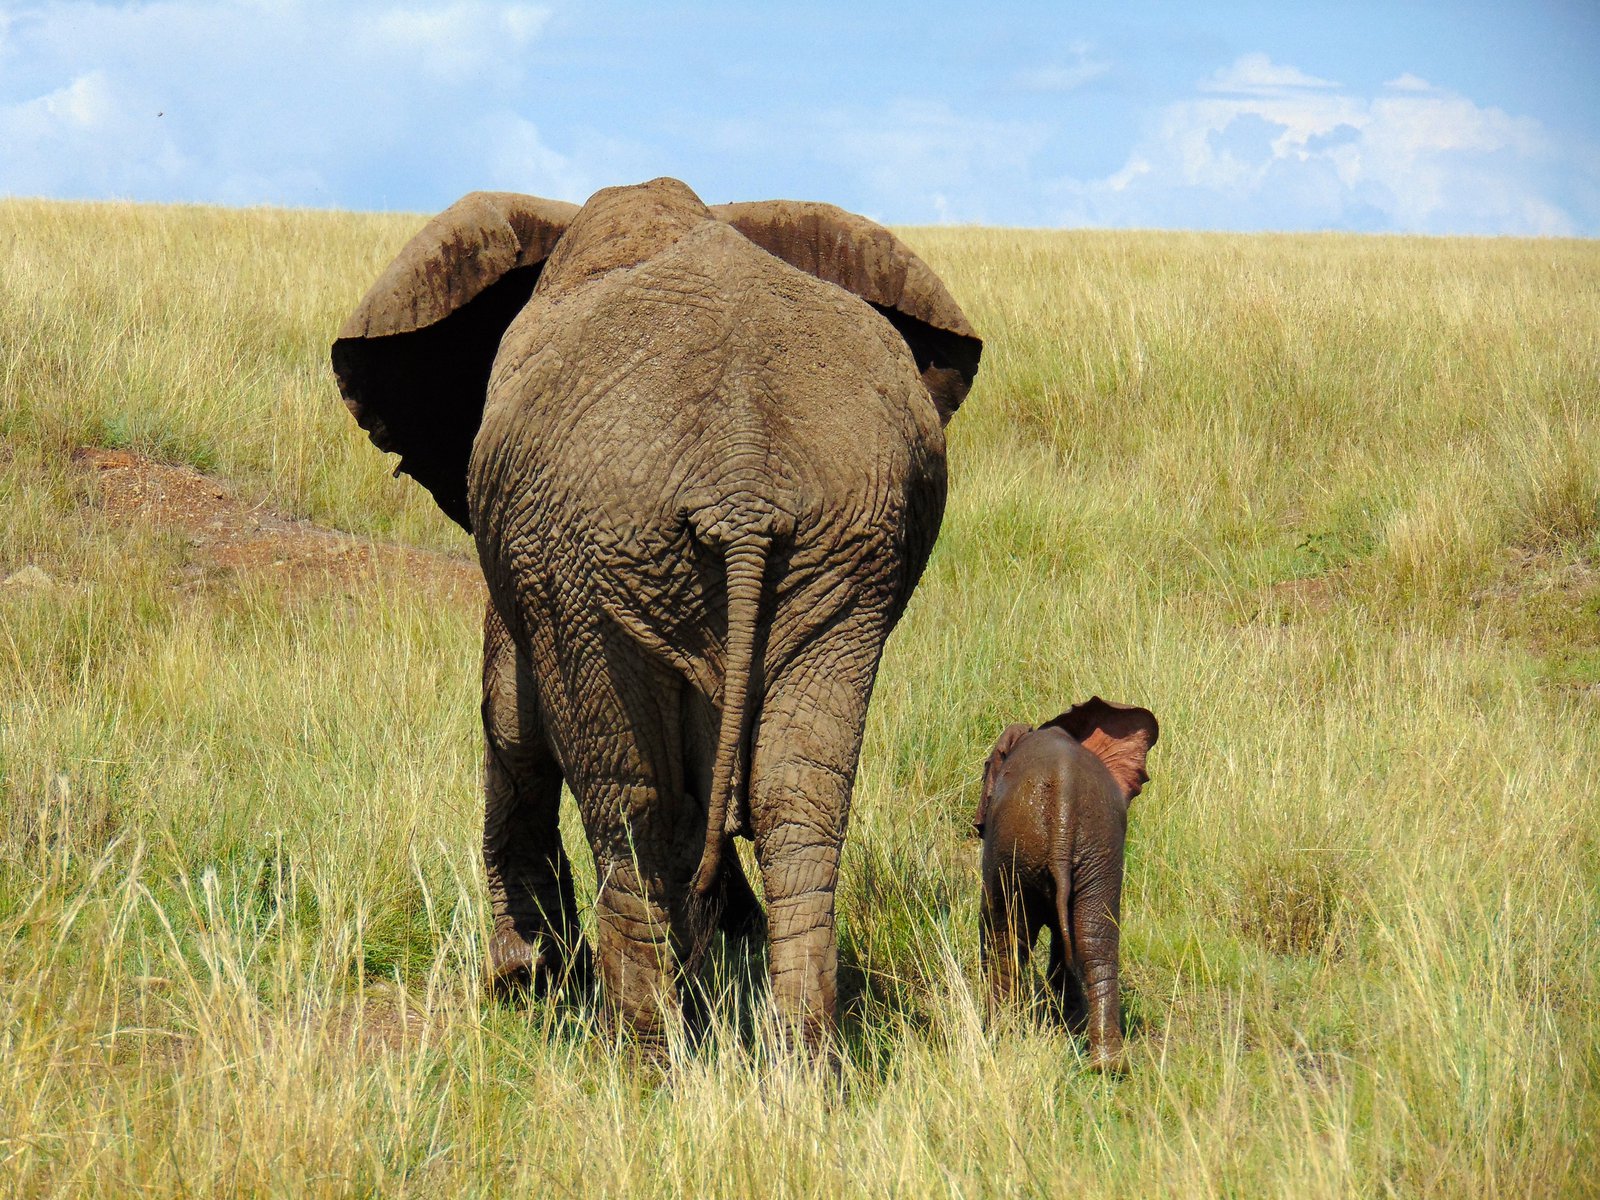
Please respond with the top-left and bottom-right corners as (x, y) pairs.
(331, 178), (981, 1052)
(976, 698), (1158, 1073)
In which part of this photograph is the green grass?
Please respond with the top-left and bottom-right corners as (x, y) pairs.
(2, 199), (1597, 1196)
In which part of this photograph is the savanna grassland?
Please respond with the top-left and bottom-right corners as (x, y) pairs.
(2, 198), (1597, 1197)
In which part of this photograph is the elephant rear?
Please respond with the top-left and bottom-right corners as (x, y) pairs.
(472, 219), (940, 739)
(331, 177), (982, 1048)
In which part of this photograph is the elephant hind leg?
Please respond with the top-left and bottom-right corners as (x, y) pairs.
(591, 845), (680, 1041)
(748, 608), (893, 1054)
(562, 647), (712, 1044)
(481, 605), (589, 997)
(589, 790), (713, 1044)
(1068, 876), (1126, 1073)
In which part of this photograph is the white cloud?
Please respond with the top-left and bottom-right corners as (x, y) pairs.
(1104, 156), (1151, 193)
(690, 99), (1049, 224)
(25, 70), (114, 129)
(680, 50), (1592, 234)
(479, 112), (591, 199)
(0, 0), (584, 209)
(1383, 73), (1435, 93)
(1200, 53), (1338, 96)
(372, 3), (549, 83)
(1015, 42), (1110, 93)
(1057, 54), (1593, 235)
(3, 14), (1593, 239)
(0, 68), (195, 198)
(815, 100), (1051, 224)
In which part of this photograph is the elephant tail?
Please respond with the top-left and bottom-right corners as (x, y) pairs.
(691, 532), (772, 897)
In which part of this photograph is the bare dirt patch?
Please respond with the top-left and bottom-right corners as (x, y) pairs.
(72, 447), (483, 602)
(1213, 568), (1349, 629)
(1475, 546), (1600, 694)
(1262, 572), (1341, 613)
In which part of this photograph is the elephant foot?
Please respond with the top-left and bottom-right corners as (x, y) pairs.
(486, 925), (593, 1000)
(1085, 1036), (1127, 1076)
(599, 980), (681, 1054)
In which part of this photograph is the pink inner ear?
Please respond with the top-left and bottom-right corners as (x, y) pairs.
(1079, 727), (1154, 801)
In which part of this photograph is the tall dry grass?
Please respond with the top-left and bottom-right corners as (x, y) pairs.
(2, 199), (1597, 1196)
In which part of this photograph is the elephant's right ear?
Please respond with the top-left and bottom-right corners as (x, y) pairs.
(711, 200), (982, 423)
(331, 191), (579, 530)
(1042, 698), (1160, 803)
(975, 723), (1034, 836)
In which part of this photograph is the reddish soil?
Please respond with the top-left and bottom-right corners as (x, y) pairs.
(1261, 571), (1340, 613)
(72, 447), (484, 602)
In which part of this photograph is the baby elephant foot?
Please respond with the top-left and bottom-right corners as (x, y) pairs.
(1086, 1035), (1127, 1076)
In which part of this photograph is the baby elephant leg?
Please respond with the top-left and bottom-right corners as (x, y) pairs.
(1070, 875), (1126, 1074)
(1045, 912), (1089, 1034)
(980, 869), (1040, 1013)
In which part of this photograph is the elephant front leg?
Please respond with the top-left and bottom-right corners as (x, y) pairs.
(980, 873), (1038, 1016)
(481, 607), (589, 995)
(713, 840), (766, 941)
(1044, 887), (1088, 1033)
(1046, 929), (1090, 1033)
(483, 744), (589, 994)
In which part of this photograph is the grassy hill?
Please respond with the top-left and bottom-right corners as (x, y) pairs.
(2, 199), (1597, 1196)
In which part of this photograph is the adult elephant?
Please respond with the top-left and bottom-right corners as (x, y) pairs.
(332, 177), (981, 1049)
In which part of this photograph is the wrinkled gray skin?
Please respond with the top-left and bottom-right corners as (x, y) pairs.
(332, 178), (981, 1050)
(976, 698), (1158, 1072)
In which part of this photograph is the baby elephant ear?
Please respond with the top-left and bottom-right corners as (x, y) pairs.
(1043, 698), (1160, 802)
(710, 200), (982, 422)
(975, 723), (1033, 835)
(331, 191), (578, 530)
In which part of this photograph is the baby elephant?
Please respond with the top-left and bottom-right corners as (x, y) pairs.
(975, 697), (1159, 1072)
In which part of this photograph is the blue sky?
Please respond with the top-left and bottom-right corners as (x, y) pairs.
(2, 1), (1597, 233)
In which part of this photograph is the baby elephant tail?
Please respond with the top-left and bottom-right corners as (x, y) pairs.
(1052, 860), (1073, 967)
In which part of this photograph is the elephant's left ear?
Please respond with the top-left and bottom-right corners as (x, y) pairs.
(331, 192), (578, 530)
(1042, 698), (1160, 803)
(711, 200), (982, 423)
